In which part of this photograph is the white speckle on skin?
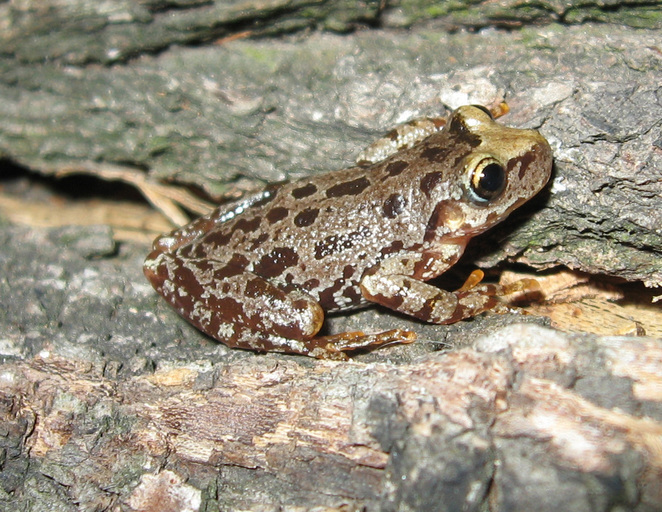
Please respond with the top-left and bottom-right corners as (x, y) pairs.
(191, 304), (212, 326)
(217, 323), (235, 339)
(163, 280), (176, 296)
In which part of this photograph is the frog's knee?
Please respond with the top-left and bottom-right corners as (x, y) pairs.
(260, 289), (324, 340)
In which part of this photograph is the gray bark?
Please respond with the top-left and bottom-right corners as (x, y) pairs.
(1, 7), (660, 285)
(2, 298), (662, 510)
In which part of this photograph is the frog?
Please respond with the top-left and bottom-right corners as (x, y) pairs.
(144, 104), (553, 359)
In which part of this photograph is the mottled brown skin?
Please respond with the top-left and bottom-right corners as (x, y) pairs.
(144, 106), (553, 358)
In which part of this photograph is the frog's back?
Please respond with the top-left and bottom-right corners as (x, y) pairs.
(174, 128), (475, 311)
(161, 105), (551, 313)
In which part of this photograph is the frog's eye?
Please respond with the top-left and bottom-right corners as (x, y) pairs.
(470, 105), (494, 119)
(468, 156), (506, 204)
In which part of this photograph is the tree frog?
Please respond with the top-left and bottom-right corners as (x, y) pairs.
(144, 105), (553, 358)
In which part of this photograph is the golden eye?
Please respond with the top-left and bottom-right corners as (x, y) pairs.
(468, 156), (506, 203)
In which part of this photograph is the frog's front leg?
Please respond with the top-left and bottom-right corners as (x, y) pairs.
(144, 250), (414, 358)
(360, 249), (517, 325)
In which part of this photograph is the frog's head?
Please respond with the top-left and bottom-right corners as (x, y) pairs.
(426, 105), (553, 244)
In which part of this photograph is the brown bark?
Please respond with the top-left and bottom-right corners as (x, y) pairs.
(2, 326), (662, 510)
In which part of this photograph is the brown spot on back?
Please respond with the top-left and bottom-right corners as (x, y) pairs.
(199, 229), (232, 249)
(302, 278), (320, 292)
(253, 247), (299, 278)
(343, 265), (356, 279)
(234, 216), (262, 234)
(292, 183), (317, 199)
(228, 252), (250, 269)
(326, 176), (370, 198)
(250, 233), (269, 250)
(214, 264), (244, 280)
(383, 160), (409, 179)
(420, 172), (444, 197)
(382, 193), (406, 219)
(266, 207), (289, 224)
(294, 208), (319, 227)
(314, 226), (370, 260)
(420, 146), (451, 163)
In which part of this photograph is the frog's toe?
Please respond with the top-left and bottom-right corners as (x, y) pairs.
(306, 329), (417, 358)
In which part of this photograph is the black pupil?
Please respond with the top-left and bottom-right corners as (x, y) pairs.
(475, 163), (505, 200)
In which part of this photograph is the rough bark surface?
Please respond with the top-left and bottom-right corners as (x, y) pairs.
(2, 323), (662, 510)
(0, 1), (661, 510)
(1, 10), (660, 285)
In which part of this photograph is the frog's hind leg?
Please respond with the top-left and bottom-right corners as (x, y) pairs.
(144, 250), (326, 355)
(144, 250), (417, 358)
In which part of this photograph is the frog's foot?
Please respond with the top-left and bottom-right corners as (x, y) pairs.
(305, 329), (417, 359)
(455, 269), (541, 316)
(434, 269), (541, 321)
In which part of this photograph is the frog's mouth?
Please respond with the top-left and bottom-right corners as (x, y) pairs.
(425, 199), (496, 240)
(424, 196), (530, 246)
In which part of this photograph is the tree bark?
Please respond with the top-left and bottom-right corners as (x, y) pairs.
(1, 8), (660, 284)
(3, 325), (662, 510)
(1, 1), (661, 510)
